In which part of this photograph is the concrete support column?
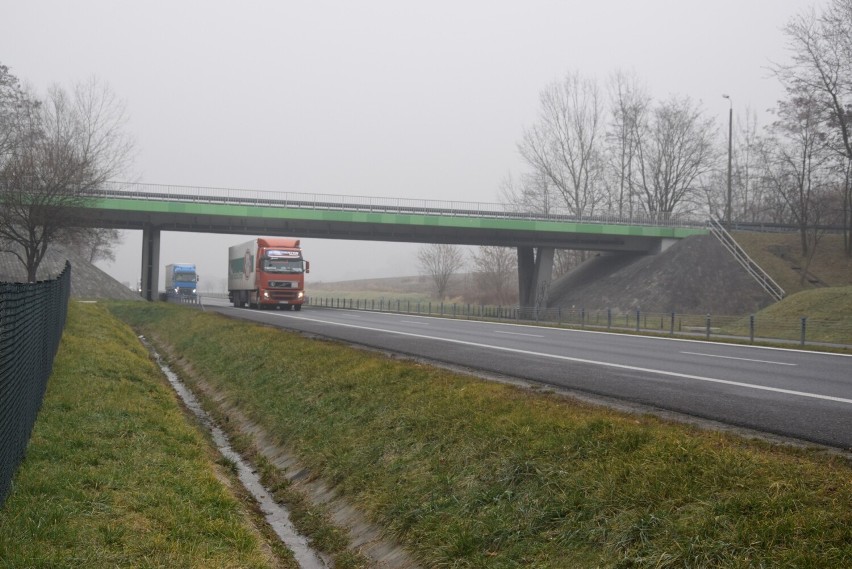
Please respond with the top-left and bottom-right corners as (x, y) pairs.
(517, 246), (555, 310)
(517, 246), (535, 309)
(140, 226), (161, 301)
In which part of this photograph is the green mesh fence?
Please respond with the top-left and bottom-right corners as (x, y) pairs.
(0, 262), (71, 508)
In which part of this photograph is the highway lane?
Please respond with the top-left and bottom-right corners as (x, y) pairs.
(202, 300), (852, 449)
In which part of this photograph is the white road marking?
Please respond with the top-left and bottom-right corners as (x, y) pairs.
(399, 320), (430, 325)
(276, 313), (852, 405)
(680, 351), (797, 366)
(494, 331), (545, 338)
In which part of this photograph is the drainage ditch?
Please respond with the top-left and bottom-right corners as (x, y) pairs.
(141, 335), (328, 569)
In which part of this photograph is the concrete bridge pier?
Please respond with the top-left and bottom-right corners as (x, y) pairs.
(517, 246), (554, 311)
(140, 225), (161, 301)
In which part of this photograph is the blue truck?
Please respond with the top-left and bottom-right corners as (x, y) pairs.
(164, 263), (198, 298)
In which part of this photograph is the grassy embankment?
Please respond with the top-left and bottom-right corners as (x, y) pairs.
(731, 231), (852, 294)
(0, 302), (294, 568)
(109, 301), (852, 568)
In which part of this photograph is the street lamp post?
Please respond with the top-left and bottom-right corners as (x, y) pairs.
(722, 94), (732, 226)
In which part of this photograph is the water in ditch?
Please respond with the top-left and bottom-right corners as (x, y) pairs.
(142, 336), (328, 569)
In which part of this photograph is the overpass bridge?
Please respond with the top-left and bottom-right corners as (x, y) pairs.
(68, 182), (708, 307)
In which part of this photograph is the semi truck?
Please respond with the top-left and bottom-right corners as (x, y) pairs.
(228, 237), (309, 310)
(164, 263), (198, 298)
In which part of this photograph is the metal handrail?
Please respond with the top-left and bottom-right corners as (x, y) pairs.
(708, 218), (785, 301)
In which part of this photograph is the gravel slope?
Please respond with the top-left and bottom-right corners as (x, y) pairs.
(0, 244), (142, 301)
(547, 234), (775, 315)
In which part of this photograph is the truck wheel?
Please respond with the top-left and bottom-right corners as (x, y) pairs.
(294, 304), (302, 311)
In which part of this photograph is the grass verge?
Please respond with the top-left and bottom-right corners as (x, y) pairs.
(0, 302), (293, 568)
(108, 301), (852, 568)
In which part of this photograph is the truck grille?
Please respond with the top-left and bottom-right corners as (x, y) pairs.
(268, 290), (300, 301)
(269, 281), (294, 288)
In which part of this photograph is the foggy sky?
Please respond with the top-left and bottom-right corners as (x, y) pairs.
(2, 0), (816, 288)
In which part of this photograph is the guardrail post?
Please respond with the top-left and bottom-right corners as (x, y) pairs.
(800, 317), (807, 346)
(750, 315), (755, 343)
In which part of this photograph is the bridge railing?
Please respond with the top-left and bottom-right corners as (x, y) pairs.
(87, 181), (706, 229)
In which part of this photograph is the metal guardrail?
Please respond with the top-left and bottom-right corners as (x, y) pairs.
(0, 262), (71, 508)
(708, 218), (785, 302)
(84, 181), (706, 229)
(306, 297), (851, 347)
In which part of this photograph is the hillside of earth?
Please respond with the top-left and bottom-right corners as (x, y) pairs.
(0, 244), (143, 301)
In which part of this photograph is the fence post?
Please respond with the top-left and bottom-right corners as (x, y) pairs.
(749, 314), (755, 344)
(636, 309), (641, 333)
(607, 308), (612, 330)
(581, 308), (586, 329)
(706, 314), (711, 340)
(800, 317), (807, 346)
(670, 312), (675, 335)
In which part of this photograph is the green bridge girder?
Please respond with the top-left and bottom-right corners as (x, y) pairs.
(71, 196), (706, 248)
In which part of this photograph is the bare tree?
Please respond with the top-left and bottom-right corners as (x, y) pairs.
(67, 227), (123, 264)
(470, 246), (516, 305)
(605, 70), (649, 218)
(0, 75), (133, 281)
(761, 92), (836, 258)
(519, 71), (605, 219)
(0, 65), (33, 165)
(499, 170), (559, 216)
(633, 96), (719, 216)
(704, 107), (774, 223)
(775, 0), (852, 254)
(733, 108), (772, 222)
(417, 243), (464, 300)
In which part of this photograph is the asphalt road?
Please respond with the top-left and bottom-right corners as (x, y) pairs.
(203, 299), (852, 450)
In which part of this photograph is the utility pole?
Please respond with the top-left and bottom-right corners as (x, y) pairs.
(722, 94), (733, 227)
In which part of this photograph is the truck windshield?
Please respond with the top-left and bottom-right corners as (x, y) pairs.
(175, 274), (197, 282)
(262, 258), (304, 273)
